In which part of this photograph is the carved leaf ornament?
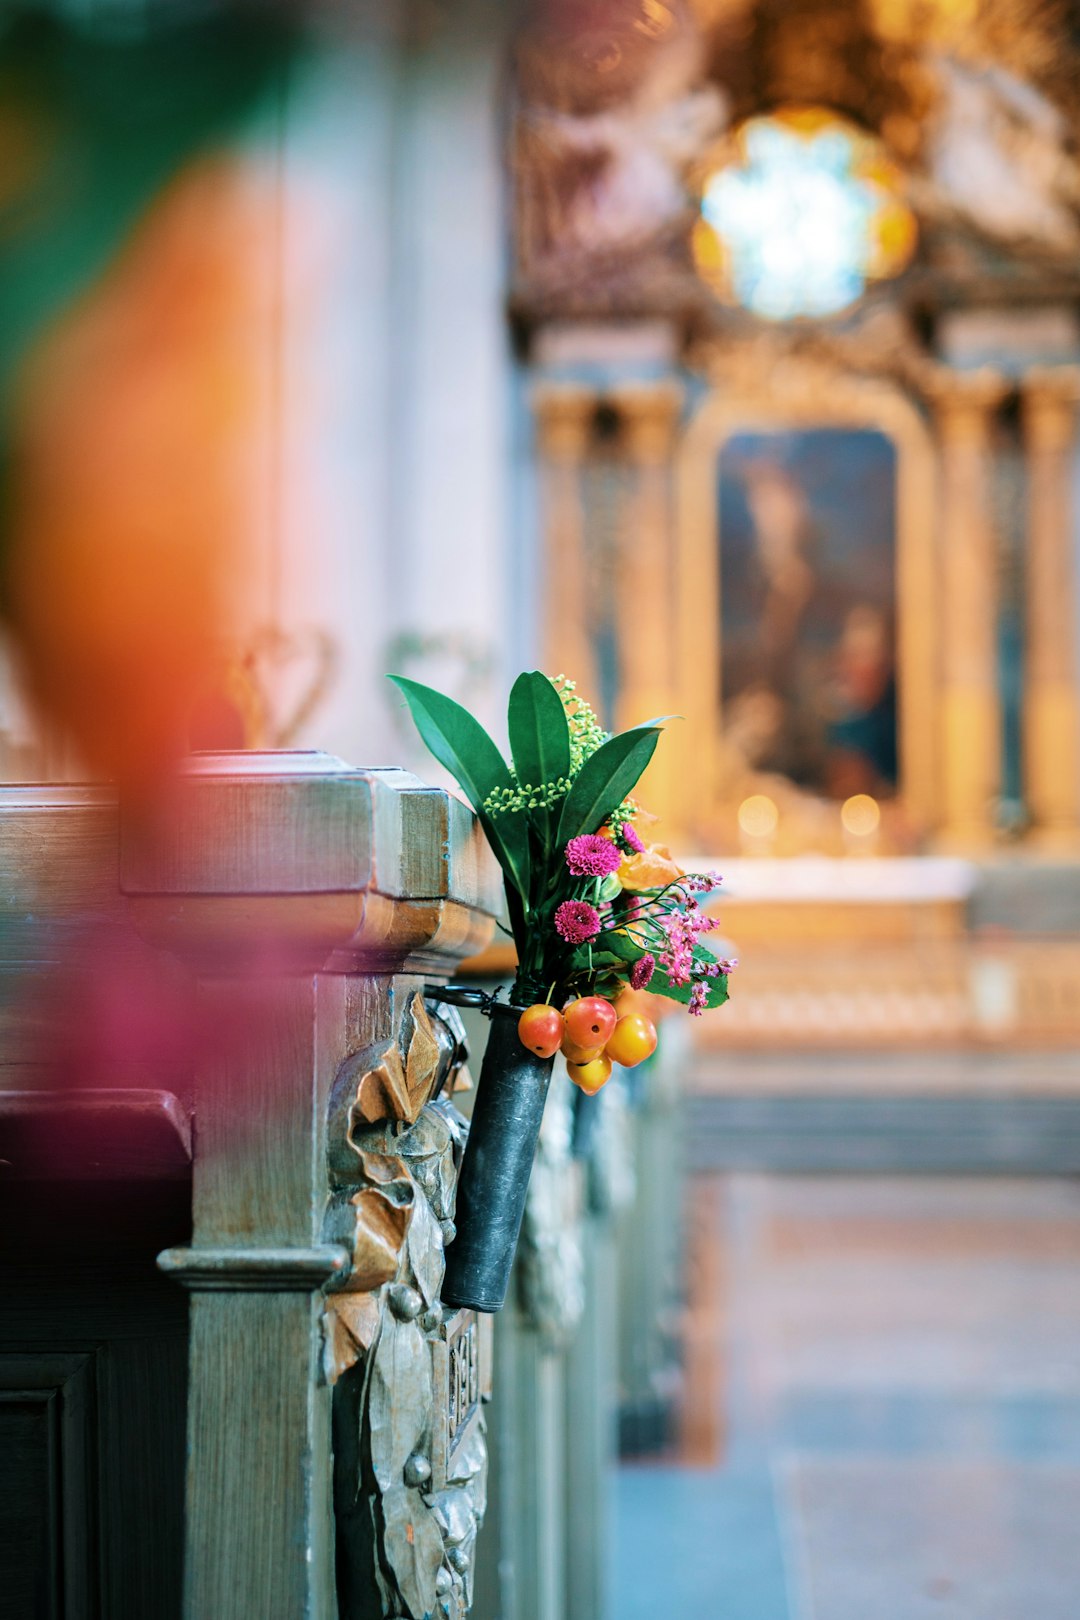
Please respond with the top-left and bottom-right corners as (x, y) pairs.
(351, 993), (444, 1127)
(323, 992), (487, 1619)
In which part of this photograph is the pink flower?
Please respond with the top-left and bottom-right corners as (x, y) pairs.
(554, 900), (602, 945)
(630, 953), (655, 990)
(688, 983), (708, 1016)
(565, 834), (622, 878)
(654, 903), (722, 987)
(621, 821), (645, 854)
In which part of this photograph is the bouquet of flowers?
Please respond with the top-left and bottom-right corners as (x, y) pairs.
(390, 669), (734, 1310)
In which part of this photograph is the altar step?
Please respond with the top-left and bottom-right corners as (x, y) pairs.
(682, 1091), (1080, 1175)
(697, 857), (1080, 1047)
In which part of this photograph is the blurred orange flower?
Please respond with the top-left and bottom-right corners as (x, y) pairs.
(618, 842), (684, 891)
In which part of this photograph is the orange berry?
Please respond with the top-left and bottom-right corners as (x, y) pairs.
(517, 1003), (564, 1058)
(563, 996), (617, 1048)
(604, 1013), (657, 1068)
(566, 1053), (613, 1094)
(561, 1034), (603, 1065)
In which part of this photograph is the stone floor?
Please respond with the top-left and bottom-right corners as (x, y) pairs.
(614, 1173), (1080, 1619)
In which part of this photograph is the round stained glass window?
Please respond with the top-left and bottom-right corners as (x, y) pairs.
(693, 108), (917, 320)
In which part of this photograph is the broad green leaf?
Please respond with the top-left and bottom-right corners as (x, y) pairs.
(483, 810), (532, 908)
(388, 675), (531, 900)
(504, 883), (526, 953)
(594, 930), (645, 965)
(569, 947), (623, 973)
(388, 675), (509, 810)
(556, 726), (660, 845)
(507, 671), (571, 794)
(650, 971), (730, 1012)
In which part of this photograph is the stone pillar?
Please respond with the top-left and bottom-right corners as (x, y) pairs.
(533, 386), (598, 695)
(928, 370), (1009, 849)
(121, 752), (499, 1620)
(1021, 366), (1080, 849)
(610, 382), (683, 832)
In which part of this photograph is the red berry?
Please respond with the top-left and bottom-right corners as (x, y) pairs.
(563, 996), (617, 1048)
(517, 1003), (564, 1058)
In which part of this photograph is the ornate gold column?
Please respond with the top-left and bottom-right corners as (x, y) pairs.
(1020, 366), (1080, 850)
(928, 369), (1008, 849)
(533, 385), (598, 695)
(609, 382), (683, 831)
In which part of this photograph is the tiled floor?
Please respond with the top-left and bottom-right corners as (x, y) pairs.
(614, 1174), (1080, 1619)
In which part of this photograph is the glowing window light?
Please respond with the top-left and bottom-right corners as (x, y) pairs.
(841, 793), (881, 837)
(693, 109), (917, 320)
(738, 794), (779, 838)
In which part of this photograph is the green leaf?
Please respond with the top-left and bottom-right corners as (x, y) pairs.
(482, 810), (532, 909)
(557, 726), (660, 845)
(388, 675), (509, 811)
(569, 947), (623, 973)
(388, 675), (531, 900)
(650, 972), (730, 1012)
(594, 931), (645, 965)
(505, 883), (527, 955)
(507, 671), (571, 793)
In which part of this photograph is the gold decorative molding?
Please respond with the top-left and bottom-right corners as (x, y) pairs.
(926, 368), (1009, 849)
(609, 381), (683, 463)
(531, 384), (595, 460)
(924, 366), (1009, 443)
(1021, 365), (1080, 451)
(608, 381), (685, 826)
(1021, 366), (1080, 849)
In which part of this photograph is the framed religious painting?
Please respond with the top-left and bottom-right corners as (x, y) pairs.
(675, 358), (939, 852)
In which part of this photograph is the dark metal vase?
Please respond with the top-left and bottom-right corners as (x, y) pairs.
(441, 1004), (554, 1313)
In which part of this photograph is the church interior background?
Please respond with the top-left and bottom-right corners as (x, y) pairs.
(2, 0), (1080, 1614)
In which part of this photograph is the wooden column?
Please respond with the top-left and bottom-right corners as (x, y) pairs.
(1021, 366), (1080, 849)
(610, 383), (683, 832)
(121, 752), (498, 1620)
(928, 370), (1009, 849)
(533, 386), (598, 694)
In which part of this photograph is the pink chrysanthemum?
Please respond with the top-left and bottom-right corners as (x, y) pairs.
(688, 983), (708, 1016)
(554, 900), (602, 945)
(621, 821), (645, 853)
(630, 953), (656, 991)
(565, 834), (622, 878)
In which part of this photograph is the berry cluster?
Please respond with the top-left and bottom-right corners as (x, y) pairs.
(517, 995), (658, 1094)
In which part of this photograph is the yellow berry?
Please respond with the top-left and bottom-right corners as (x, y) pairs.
(566, 1053), (613, 1094)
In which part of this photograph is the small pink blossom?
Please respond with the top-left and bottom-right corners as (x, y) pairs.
(630, 953), (655, 990)
(655, 903), (722, 987)
(554, 900), (602, 945)
(565, 834), (622, 878)
(688, 983), (708, 1015)
(620, 821), (645, 854)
